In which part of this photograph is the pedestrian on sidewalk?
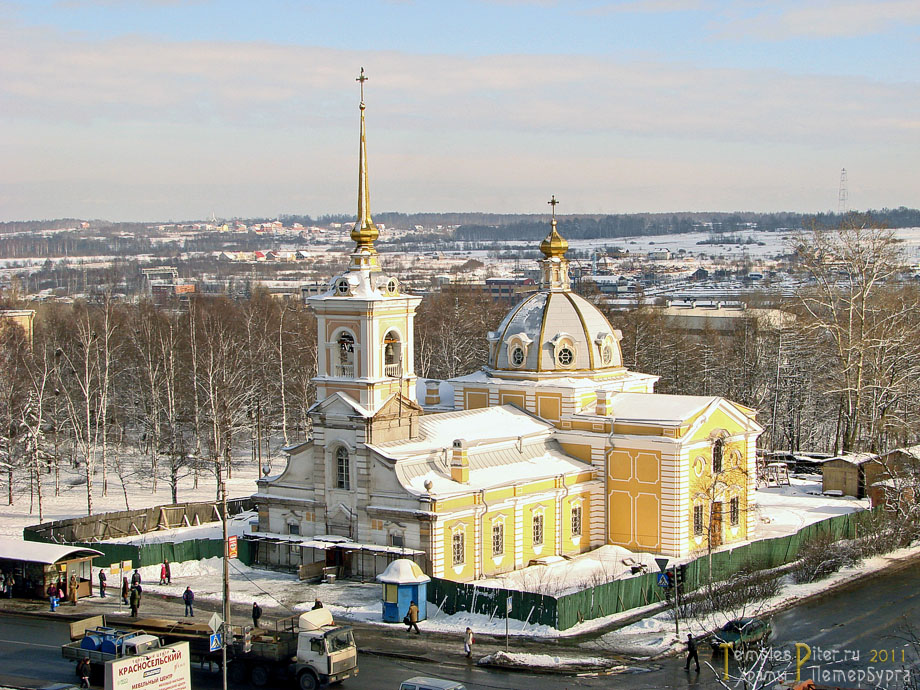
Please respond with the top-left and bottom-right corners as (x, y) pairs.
(129, 586), (140, 618)
(685, 633), (700, 673)
(69, 574), (78, 606)
(98, 569), (107, 597)
(121, 577), (129, 605)
(78, 657), (91, 689)
(47, 582), (59, 611)
(463, 627), (474, 658)
(183, 586), (194, 617)
(252, 602), (262, 629)
(6, 572), (14, 598)
(131, 569), (141, 588)
(405, 601), (420, 635)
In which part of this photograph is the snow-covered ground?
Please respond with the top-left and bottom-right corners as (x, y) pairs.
(753, 475), (870, 539)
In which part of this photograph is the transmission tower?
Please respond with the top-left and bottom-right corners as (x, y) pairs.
(837, 168), (848, 215)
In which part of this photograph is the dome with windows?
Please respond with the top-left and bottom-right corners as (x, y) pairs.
(487, 290), (624, 377)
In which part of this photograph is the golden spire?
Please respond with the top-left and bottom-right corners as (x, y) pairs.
(351, 67), (378, 251)
(540, 194), (568, 258)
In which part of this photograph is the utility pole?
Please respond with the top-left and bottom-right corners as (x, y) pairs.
(220, 461), (230, 690)
(673, 563), (679, 639)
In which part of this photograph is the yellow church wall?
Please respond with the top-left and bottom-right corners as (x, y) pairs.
(522, 500), (556, 564)
(442, 517), (475, 581)
(688, 439), (750, 551)
(536, 393), (561, 421)
(481, 507), (515, 576)
(499, 390), (526, 409)
(611, 422), (665, 436)
(464, 388), (489, 410)
(559, 442), (593, 465)
(606, 447), (662, 552)
(688, 407), (744, 443)
(562, 491), (592, 555)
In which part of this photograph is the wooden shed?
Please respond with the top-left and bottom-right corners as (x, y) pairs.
(820, 453), (882, 498)
(0, 537), (102, 599)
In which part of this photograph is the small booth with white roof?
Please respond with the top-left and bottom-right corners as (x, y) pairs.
(376, 558), (430, 623)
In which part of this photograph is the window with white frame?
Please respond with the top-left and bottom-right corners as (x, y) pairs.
(335, 446), (350, 490)
(492, 520), (504, 557)
(532, 510), (545, 546)
(571, 503), (583, 538)
(287, 523), (300, 536)
(452, 528), (465, 567)
(693, 504), (704, 535)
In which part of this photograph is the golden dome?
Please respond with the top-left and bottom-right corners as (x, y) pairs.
(540, 220), (568, 258)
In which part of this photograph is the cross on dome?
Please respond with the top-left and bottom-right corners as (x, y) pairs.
(540, 194), (568, 259)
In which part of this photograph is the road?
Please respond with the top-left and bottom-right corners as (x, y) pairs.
(2, 559), (918, 690)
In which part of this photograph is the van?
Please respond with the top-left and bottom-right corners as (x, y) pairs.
(398, 678), (467, 690)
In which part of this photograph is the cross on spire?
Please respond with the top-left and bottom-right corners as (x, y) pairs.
(548, 195), (559, 221)
(357, 67), (368, 106)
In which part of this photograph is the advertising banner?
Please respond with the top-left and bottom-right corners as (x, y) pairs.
(105, 642), (191, 690)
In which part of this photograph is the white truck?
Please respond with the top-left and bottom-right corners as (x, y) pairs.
(87, 608), (357, 690)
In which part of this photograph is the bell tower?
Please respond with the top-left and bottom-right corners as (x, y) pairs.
(309, 68), (422, 414)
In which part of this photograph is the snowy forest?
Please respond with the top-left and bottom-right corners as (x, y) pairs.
(0, 220), (918, 521)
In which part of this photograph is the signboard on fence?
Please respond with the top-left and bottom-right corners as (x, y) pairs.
(228, 536), (238, 559)
(105, 641), (190, 690)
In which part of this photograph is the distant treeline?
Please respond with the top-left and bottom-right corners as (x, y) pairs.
(453, 207), (920, 242)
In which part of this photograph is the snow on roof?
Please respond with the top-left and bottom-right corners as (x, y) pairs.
(607, 392), (717, 424)
(0, 537), (102, 565)
(376, 558), (431, 584)
(824, 452), (879, 466)
(373, 405), (553, 456)
(395, 438), (595, 497)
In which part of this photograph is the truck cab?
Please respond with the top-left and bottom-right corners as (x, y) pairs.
(294, 609), (358, 690)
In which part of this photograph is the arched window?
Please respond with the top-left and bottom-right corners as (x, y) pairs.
(335, 446), (350, 490)
(712, 438), (724, 474)
(337, 332), (355, 377)
(383, 330), (401, 377)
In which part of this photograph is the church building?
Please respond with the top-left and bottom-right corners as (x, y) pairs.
(254, 71), (763, 582)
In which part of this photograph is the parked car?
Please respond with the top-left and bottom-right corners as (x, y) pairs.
(399, 678), (467, 690)
(709, 617), (772, 651)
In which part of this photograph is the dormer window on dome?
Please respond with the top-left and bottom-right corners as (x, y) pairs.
(594, 331), (622, 368)
(550, 332), (577, 370)
(506, 332), (533, 369)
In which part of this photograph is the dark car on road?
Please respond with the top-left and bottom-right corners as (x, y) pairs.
(709, 617), (772, 651)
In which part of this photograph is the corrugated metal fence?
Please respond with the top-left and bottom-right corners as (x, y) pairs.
(429, 510), (877, 631)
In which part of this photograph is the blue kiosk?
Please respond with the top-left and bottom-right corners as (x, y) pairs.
(376, 559), (430, 623)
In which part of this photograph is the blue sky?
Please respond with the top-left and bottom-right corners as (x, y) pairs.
(1, 0), (918, 221)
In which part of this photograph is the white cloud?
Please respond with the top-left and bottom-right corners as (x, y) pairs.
(713, 0), (920, 40)
(0, 20), (917, 219)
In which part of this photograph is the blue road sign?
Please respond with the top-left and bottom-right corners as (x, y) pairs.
(209, 632), (222, 652)
(657, 573), (670, 588)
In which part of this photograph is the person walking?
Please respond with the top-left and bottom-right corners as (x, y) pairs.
(69, 574), (78, 606)
(129, 585), (140, 618)
(131, 569), (141, 588)
(405, 601), (420, 635)
(685, 633), (700, 673)
(252, 602), (263, 629)
(78, 657), (91, 689)
(98, 569), (107, 598)
(183, 586), (194, 617)
(47, 582), (59, 612)
(121, 577), (129, 605)
(164, 559), (171, 585)
(463, 627), (474, 658)
(312, 598), (323, 610)
(159, 562), (167, 585)
(6, 572), (14, 598)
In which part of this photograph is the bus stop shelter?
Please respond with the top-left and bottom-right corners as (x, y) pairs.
(0, 537), (102, 599)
